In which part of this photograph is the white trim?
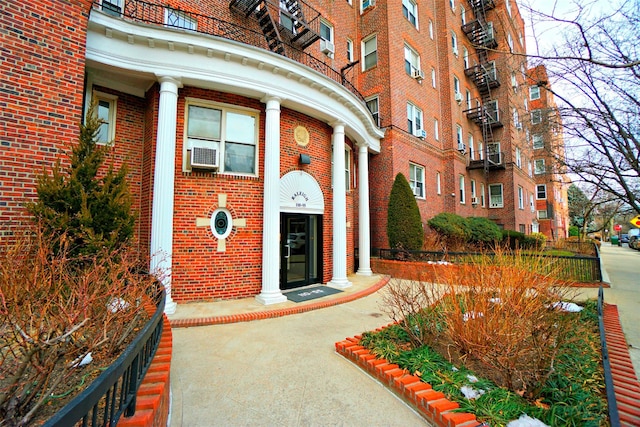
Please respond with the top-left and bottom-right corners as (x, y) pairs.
(280, 171), (325, 214)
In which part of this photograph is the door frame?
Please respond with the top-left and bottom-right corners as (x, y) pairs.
(280, 213), (322, 289)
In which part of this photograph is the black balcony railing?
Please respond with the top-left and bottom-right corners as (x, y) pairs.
(92, 0), (366, 104)
(43, 281), (166, 427)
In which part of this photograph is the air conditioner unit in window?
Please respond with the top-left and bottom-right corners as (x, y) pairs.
(457, 143), (466, 153)
(471, 197), (479, 205)
(516, 122), (523, 130)
(411, 69), (425, 80)
(454, 92), (463, 104)
(362, 0), (375, 10)
(320, 39), (335, 55)
(190, 146), (219, 170)
(413, 186), (421, 197)
(414, 129), (426, 139)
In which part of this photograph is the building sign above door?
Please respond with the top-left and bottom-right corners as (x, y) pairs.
(280, 171), (324, 214)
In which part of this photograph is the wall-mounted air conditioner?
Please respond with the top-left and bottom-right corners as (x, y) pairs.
(516, 122), (523, 130)
(471, 197), (479, 205)
(414, 129), (426, 139)
(413, 186), (422, 197)
(454, 92), (463, 104)
(457, 143), (466, 153)
(190, 146), (219, 170)
(362, 0), (375, 10)
(411, 69), (424, 80)
(320, 39), (335, 55)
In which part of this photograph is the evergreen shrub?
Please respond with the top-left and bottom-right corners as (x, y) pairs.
(387, 173), (424, 250)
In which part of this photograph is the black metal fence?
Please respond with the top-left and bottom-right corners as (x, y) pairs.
(373, 248), (602, 282)
(92, 0), (366, 103)
(43, 282), (166, 427)
(598, 286), (620, 427)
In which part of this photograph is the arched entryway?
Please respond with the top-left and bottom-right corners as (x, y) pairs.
(279, 171), (324, 289)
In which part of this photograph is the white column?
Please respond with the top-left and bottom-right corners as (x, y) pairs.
(256, 95), (287, 305)
(356, 144), (372, 276)
(328, 122), (352, 288)
(150, 76), (181, 315)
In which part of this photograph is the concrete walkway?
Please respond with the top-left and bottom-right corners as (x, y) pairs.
(168, 276), (430, 426)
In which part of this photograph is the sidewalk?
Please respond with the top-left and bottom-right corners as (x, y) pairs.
(168, 275), (431, 426)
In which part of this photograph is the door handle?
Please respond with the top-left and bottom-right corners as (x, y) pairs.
(285, 244), (291, 259)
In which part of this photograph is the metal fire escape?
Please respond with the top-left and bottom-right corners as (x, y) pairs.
(229, 0), (321, 56)
(462, 0), (504, 173)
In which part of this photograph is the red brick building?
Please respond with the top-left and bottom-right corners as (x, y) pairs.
(1, 0), (560, 310)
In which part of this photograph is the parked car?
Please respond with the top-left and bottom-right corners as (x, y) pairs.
(620, 234), (629, 244)
(287, 233), (306, 249)
(628, 229), (640, 250)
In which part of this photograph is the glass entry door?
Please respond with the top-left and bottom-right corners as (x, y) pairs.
(280, 214), (321, 289)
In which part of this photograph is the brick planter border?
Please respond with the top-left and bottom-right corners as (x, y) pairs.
(336, 303), (639, 426)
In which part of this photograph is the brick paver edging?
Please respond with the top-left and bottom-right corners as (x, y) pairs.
(170, 276), (391, 328)
(336, 303), (640, 427)
(118, 315), (172, 427)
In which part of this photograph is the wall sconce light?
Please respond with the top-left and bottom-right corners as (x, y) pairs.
(299, 154), (311, 165)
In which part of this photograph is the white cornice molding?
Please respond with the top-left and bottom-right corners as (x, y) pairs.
(86, 11), (383, 152)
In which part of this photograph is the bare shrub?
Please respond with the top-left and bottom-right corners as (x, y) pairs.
(0, 225), (156, 426)
(380, 250), (575, 400)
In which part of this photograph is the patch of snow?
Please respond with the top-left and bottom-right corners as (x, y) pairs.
(72, 352), (93, 368)
(452, 366), (459, 372)
(463, 311), (484, 322)
(460, 385), (485, 399)
(466, 374), (479, 383)
(489, 297), (502, 304)
(551, 301), (583, 312)
(107, 297), (130, 313)
(507, 414), (549, 427)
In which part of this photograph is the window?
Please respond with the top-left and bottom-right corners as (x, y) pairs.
(280, 1), (296, 33)
(456, 125), (463, 147)
(515, 147), (522, 167)
(531, 109), (542, 124)
(536, 184), (547, 199)
(404, 45), (420, 75)
(366, 96), (380, 127)
(431, 68), (437, 88)
(478, 142), (484, 160)
(468, 134), (474, 159)
(101, 0), (122, 16)
(463, 47), (469, 68)
(511, 71), (517, 91)
(507, 33), (513, 52)
(519, 224), (526, 234)
(480, 183), (486, 206)
(402, 0), (418, 26)
(165, 8), (197, 30)
(320, 20), (333, 43)
(453, 76), (461, 97)
(534, 159), (545, 174)
(533, 134), (544, 149)
(518, 186), (524, 209)
(346, 38), (354, 62)
(530, 194), (535, 212)
(186, 103), (258, 175)
(93, 92), (117, 144)
(528, 161), (533, 177)
(363, 35), (378, 70)
(331, 146), (353, 191)
(506, 0), (512, 16)
(449, 0), (455, 11)
(461, 6), (466, 25)
(459, 175), (465, 204)
(512, 107), (519, 128)
(436, 172), (441, 194)
(428, 19), (434, 39)
(361, 0), (375, 12)
(471, 179), (477, 199)
(434, 118), (439, 140)
(466, 90), (472, 109)
(538, 210), (548, 219)
(410, 163), (425, 198)
(451, 32), (458, 55)
(530, 85), (540, 100)
(489, 184), (503, 208)
(524, 98), (529, 112)
(407, 103), (423, 134)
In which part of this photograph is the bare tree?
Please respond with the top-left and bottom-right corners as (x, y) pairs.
(521, 0), (640, 214)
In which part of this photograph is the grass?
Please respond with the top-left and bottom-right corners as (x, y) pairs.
(360, 300), (608, 427)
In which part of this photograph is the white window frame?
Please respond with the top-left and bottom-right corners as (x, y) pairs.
(402, 0), (418, 27)
(511, 71), (518, 91)
(345, 146), (352, 191)
(434, 118), (439, 141)
(530, 85), (541, 100)
(436, 172), (441, 195)
(362, 35), (378, 71)
(536, 184), (547, 200)
(451, 32), (458, 56)
(407, 102), (423, 134)
(361, 0), (375, 12)
(463, 47), (469, 68)
(453, 76), (460, 96)
(428, 19), (434, 39)
(489, 183), (504, 208)
(530, 193), (535, 212)
(461, 6), (466, 25)
(92, 91), (117, 145)
(404, 44), (421, 76)
(531, 109), (542, 125)
(431, 68), (437, 88)
(466, 90), (472, 109)
(480, 183), (486, 207)
(165, 8), (197, 30)
(459, 175), (466, 204)
(456, 125), (463, 146)
(184, 99), (259, 176)
(512, 107), (520, 129)
(537, 210), (548, 219)
(468, 134), (474, 159)
(506, 0), (512, 16)
(449, 0), (455, 12)
(534, 159), (545, 174)
(533, 134), (544, 149)
(518, 186), (524, 209)
(471, 179), (477, 199)
(409, 163), (425, 198)
(507, 33), (513, 52)
(346, 38), (354, 62)
(366, 96), (380, 127)
(515, 146), (522, 168)
(320, 19), (334, 43)
(101, 0), (122, 16)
